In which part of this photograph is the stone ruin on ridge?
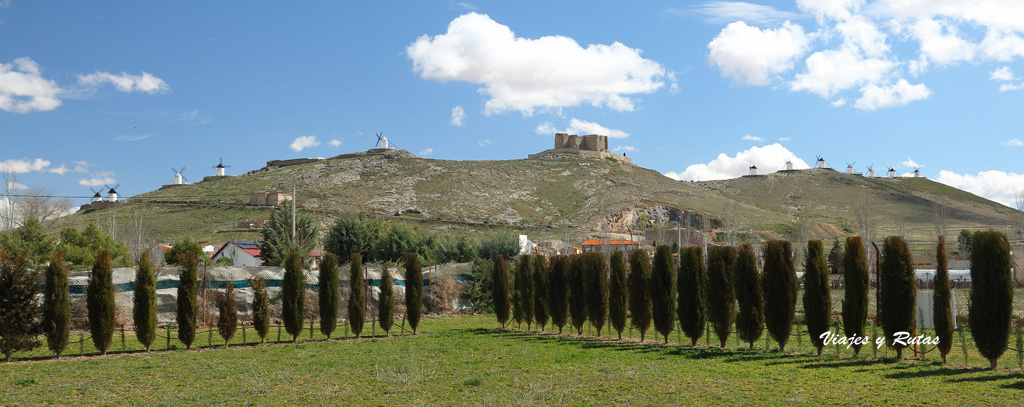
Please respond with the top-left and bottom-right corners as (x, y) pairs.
(528, 133), (632, 164)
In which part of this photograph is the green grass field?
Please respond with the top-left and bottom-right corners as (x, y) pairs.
(3, 315), (1023, 405)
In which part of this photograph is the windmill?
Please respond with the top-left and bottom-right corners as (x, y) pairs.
(105, 184), (120, 202)
(866, 164), (876, 178)
(816, 155), (826, 169)
(783, 158), (794, 171)
(888, 167), (897, 178)
(213, 157), (231, 176)
(748, 165), (758, 176)
(913, 168), (921, 178)
(89, 187), (103, 203)
(375, 132), (389, 149)
(846, 162), (856, 174)
(171, 167), (188, 185)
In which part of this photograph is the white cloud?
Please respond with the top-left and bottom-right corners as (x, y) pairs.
(999, 82), (1024, 92)
(1002, 138), (1024, 147)
(5, 181), (26, 190)
(685, 2), (802, 25)
(901, 157), (923, 168)
(909, 17), (976, 67)
(112, 134), (152, 142)
(836, 15), (890, 58)
(936, 169), (1024, 207)
(290, 135), (321, 152)
(78, 172), (116, 187)
(990, 66), (1015, 81)
(613, 145), (639, 152)
(0, 57), (62, 113)
(664, 143), (811, 181)
(708, 21), (810, 86)
(329, 139), (342, 147)
(407, 13), (668, 115)
(534, 118), (630, 138)
(831, 98), (847, 106)
(478, 139), (492, 147)
(854, 79), (931, 111)
(72, 161), (89, 173)
(450, 105), (465, 127)
(418, 148), (434, 156)
(0, 158), (52, 173)
(78, 71), (170, 94)
(742, 134), (762, 141)
(779, 136), (792, 141)
(792, 48), (895, 98)
(797, 0), (864, 21)
(48, 164), (68, 175)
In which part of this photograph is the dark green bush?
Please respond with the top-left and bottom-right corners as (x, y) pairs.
(491, 254), (511, 327)
(933, 236), (954, 363)
(217, 282), (238, 346)
(348, 253), (365, 337)
(879, 236), (914, 359)
(132, 252), (157, 351)
(88, 250), (116, 354)
(282, 252), (306, 342)
(707, 245), (737, 347)
(677, 246), (706, 346)
(969, 231), (1013, 369)
(532, 255), (549, 331)
(583, 252), (609, 336)
(319, 253), (340, 338)
(609, 251), (628, 339)
(628, 249), (653, 341)
(515, 255), (534, 329)
(0, 252), (41, 361)
(568, 255), (588, 335)
(405, 253), (423, 334)
(651, 245), (676, 344)
(841, 237), (869, 355)
(547, 256), (569, 333)
(803, 240), (831, 356)
(762, 241), (796, 351)
(378, 263), (395, 335)
(734, 244), (763, 348)
(44, 251), (71, 357)
(249, 277), (270, 342)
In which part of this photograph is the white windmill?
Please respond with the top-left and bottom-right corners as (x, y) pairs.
(106, 184), (120, 202)
(866, 164), (876, 178)
(913, 168), (921, 178)
(816, 155), (826, 169)
(171, 167), (187, 185)
(784, 159), (794, 171)
(89, 187), (103, 203)
(748, 165), (758, 176)
(375, 132), (389, 149)
(846, 162), (856, 174)
(213, 157), (231, 176)
(888, 167), (897, 178)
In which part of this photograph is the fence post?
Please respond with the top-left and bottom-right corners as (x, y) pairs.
(242, 325), (247, 345)
(166, 325), (172, 350)
(121, 326), (126, 352)
(309, 320), (314, 340)
(208, 327), (213, 348)
(277, 325), (282, 343)
(79, 332), (84, 356)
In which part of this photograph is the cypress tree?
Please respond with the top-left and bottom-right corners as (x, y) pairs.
(217, 282), (238, 346)
(491, 254), (511, 327)
(378, 263), (395, 335)
(176, 251), (199, 350)
(878, 236), (915, 359)
(44, 250), (71, 357)
(609, 251), (628, 339)
(88, 250), (116, 354)
(348, 253), (365, 338)
(547, 255), (569, 333)
(842, 237), (869, 356)
(281, 252), (305, 342)
(568, 254), (588, 335)
(249, 276), (270, 343)
(651, 245), (676, 344)
(762, 240), (796, 351)
(133, 252), (157, 352)
(707, 245), (737, 347)
(318, 253), (340, 338)
(583, 252), (609, 336)
(405, 253), (423, 334)
(933, 236), (954, 363)
(803, 240), (831, 356)
(532, 255), (549, 331)
(515, 255), (534, 330)
(628, 249), (653, 341)
(678, 246), (707, 346)
(0, 254), (41, 361)
(734, 244), (764, 349)
(969, 231), (1013, 369)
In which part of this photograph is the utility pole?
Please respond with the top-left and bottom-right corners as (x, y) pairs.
(292, 185), (296, 245)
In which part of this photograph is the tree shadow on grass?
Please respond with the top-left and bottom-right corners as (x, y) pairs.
(999, 380), (1024, 390)
(883, 366), (977, 379)
(949, 373), (1023, 383)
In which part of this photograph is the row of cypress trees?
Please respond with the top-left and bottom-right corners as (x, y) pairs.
(488, 232), (1015, 368)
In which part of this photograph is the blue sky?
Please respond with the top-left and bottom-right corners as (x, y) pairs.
(1, 0), (1023, 210)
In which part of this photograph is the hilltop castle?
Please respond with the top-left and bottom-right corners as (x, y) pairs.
(529, 133), (632, 164)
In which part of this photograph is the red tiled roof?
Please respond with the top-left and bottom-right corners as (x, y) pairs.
(241, 248), (261, 256)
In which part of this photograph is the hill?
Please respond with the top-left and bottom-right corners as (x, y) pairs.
(58, 150), (1018, 244)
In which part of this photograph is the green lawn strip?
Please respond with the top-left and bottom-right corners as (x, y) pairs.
(2, 316), (1022, 405)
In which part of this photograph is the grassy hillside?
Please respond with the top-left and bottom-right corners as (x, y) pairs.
(57, 150), (1018, 243)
